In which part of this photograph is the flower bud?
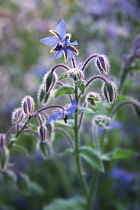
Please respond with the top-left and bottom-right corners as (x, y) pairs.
(95, 55), (110, 75)
(0, 133), (6, 148)
(21, 96), (35, 115)
(38, 125), (47, 142)
(68, 68), (84, 81)
(37, 84), (50, 105)
(43, 72), (56, 93)
(102, 81), (117, 104)
(12, 107), (25, 124)
(39, 141), (51, 160)
(94, 115), (111, 128)
(86, 92), (101, 106)
(0, 146), (9, 171)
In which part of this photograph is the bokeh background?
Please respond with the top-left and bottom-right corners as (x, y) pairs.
(0, 0), (140, 209)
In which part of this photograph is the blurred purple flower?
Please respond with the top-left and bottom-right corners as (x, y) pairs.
(47, 99), (77, 125)
(40, 19), (78, 62)
(110, 167), (136, 198)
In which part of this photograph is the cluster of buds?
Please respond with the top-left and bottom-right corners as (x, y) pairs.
(12, 96), (35, 124)
(95, 55), (110, 75)
(0, 133), (9, 171)
(102, 81), (117, 104)
(86, 92), (101, 107)
(68, 68), (84, 81)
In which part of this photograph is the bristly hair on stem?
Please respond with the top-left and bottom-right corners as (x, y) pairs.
(50, 64), (69, 73)
(82, 54), (98, 71)
(86, 75), (108, 87)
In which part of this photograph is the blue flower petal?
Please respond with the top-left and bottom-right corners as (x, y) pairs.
(70, 40), (78, 45)
(52, 49), (63, 60)
(65, 39), (78, 47)
(65, 47), (74, 60)
(40, 36), (59, 46)
(47, 111), (63, 125)
(65, 99), (77, 115)
(65, 38), (71, 47)
(55, 19), (66, 40)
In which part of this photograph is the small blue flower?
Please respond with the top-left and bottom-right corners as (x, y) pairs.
(47, 99), (77, 125)
(40, 19), (78, 62)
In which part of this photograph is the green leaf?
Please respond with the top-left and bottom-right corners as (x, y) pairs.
(55, 86), (75, 98)
(43, 197), (86, 210)
(58, 72), (68, 80)
(75, 80), (85, 94)
(79, 146), (104, 172)
(3, 169), (17, 185)
(11, 144), (27, 153)
(76, 107), (96, 114)
(113, 148), (138, 159)
(102, 148), (138, 161)
(60, 148), (74, 156)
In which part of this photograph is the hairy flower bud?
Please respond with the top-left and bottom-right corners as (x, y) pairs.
(21, 96), (35, 115)
(86, 92), (101, 106)
(39, 141), (51, 160)
(38, 125), (47, 142)
(43, 72), (56, 93)
(0, 146), (9, 171)
(102, 81), (117, 104)
(12, 108), (25, 124)
(68, 68), (84, 81)
(0, 133), (6, 148)
(94, 115), (111, 128)
(95, 55), (110, 75)
(37, 84), (50, 105)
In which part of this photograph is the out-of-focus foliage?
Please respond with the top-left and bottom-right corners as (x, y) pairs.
(0, 0), (140, 209)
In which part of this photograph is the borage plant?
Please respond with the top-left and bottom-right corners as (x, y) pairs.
(1, 19), (139, 210)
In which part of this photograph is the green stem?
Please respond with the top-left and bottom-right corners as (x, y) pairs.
(87, 170), (100, 210)
(71, 57), (88, 196)
(74, 86), (88, 196)
(87, 121), (101, 209)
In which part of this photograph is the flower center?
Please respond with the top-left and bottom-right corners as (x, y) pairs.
(55, 41), (65, 51)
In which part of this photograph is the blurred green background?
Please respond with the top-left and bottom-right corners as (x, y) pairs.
(0, 0), (140, 209)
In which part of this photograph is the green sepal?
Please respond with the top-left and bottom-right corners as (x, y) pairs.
(58, 72), (68, 80)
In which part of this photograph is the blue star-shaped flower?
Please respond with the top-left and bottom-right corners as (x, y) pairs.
(40, 19), (78, 62)
(47, 99), (77, 125)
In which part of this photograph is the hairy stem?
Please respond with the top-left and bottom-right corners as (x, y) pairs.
(38, 105), (64, 113)
(86, 75), (108, 88)
(82, 54), (98, 71)
(54, 128), (74, 149)
(109, 100), (136, 118)
(51, 64), (69, 73)
(86, 120), (101, 209)
(74, 85), (88, 196)
(87, 170), (100, 210)
(15, 115), (33, 138)
(78, 102), (87, 130)
(36, 113), (43, 127)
